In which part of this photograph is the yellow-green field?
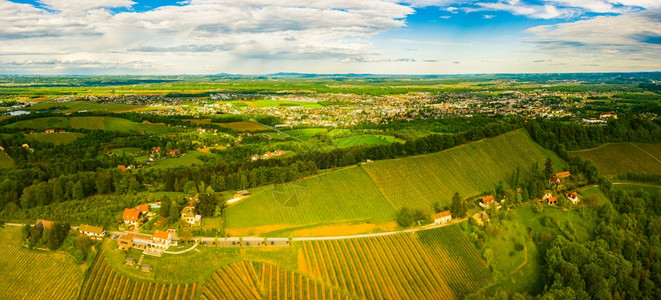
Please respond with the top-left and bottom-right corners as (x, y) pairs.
(570, 143), (661, 175)
(0, 227), (85, 300)
(25, 132), (85, 145)
(224, 166), (396, 235)
(216, 121), (268, 131)
(0, 151), (14, 168)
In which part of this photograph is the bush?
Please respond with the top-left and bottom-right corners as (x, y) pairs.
(396, 208), (413, 227)
(533, 202), (544, 213)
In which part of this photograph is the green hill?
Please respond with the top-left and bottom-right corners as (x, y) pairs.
(225, 129), (562, 234)
(25, 132), (85, 145)
(225, 166), (395, 232)
(362, 129), (563, 210)
(569, 143), (661, 175)
(5, 116), (170, 133)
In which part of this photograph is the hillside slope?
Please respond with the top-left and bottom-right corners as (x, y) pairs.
(569, 142), (661, 175)
(224, 129), (562, 233)
(362, 129), (562, 209)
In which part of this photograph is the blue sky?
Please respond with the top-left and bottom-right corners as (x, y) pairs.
(0, 0), (659, 74)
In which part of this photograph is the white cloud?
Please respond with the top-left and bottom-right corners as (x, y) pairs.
(525, 11), (661, 63)
(0, 0), (417, 74)
(473, 2), (579, 19)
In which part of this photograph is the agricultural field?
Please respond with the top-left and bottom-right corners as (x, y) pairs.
(149, 151), (214, 169)
(201, 261), (348, 300)
(300, 225), (491, 299)
(569, 143), (661, 175)
(0, 151), (14, 168)
(0, 227), (85, 300)
(224, 166), (396, 235)
(362, 129), (563, 209)
(215, 121), (268, 131)
(614, 182), (661, 197)
(109, 147), (144, 156)
(332, 134), (403, 148)
(4, 116), (172, 134)
(79, 254), (198, 300)
(25, 132), (85, 145)
(282, 128), (324, 142)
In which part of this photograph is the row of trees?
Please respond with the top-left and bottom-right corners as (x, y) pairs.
(21, 222), (70, 250)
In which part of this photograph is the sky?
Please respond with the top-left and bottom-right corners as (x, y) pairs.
(0, 0), (660, 75)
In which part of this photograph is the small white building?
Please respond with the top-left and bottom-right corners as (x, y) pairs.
(566, 192), (580, 205)
(433, 211), (452, 225)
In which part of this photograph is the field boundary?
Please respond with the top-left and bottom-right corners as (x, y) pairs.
(629, 143), (661, 164)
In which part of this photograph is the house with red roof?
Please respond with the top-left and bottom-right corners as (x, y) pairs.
(479, 195), (496, 208)
(433, 210), (452, 225)
(566, 192), (579, 205)
(546, 196), (559, 205)
(122, 205), (150, 227)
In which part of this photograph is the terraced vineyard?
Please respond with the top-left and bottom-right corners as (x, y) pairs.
(202, 261), (348, 300)
(0, 227), (84, 300)
(225, 166), (395, 231)
(79, 254), (198, 300)
(362, 129), (561, 209)
(570, 142), (661, 175)
(300, 225), (492, 299)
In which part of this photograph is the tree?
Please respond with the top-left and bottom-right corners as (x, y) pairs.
(451, 192), (467, 218)
(198, 192), (218, 217)
(72, 180), (84, 200)
(183, 181), (197, 195)
(160, 195), (171, 218)
(544, 158), (554, 180)
(433, 201), (442, 213)
(76, 235), (92, 251)
(169, 200), (181, 224)
(397, 208), (413, 227)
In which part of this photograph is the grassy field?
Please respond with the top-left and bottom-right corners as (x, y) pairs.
(569, 143), (661, 175)
(5, 116), (172, 134)
(362, 129), (563, 210)
(109, 147), (143, 156)
(614, 182), (661, 197)
(224, 166), (396, 235)
(215, 121), (268, 131)
(0, 151), (15, 168)
(25, 132), (85, 145)
(79, 253), (198, 300)
(282, 128), (323, 142)
(149, 151), (213, 169)
(0, 227), (85, 300)
(332, 134), (402, 148)
(300, 225), (491, 299)
(201, 261), (348, 300)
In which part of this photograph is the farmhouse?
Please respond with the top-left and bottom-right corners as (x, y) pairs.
(479, 195), (496, 208)
(600, 112), (617, 120)
(235, 190), (251, 198)
(549, 171), (571, 185)
(79, 224), (105, 240)
(117, 230), (172, 256)
(44, 129), (55, 133)
(117, 165), (127, 172)
(122, 204), (149, 227)
(546, 196), (559, 205)
(543, 190), (553, 200)
(433, 211), (452, 225)
(180, 204), (202, 226)
(35, 219), (54, 230)
(566, 192), (579, 205)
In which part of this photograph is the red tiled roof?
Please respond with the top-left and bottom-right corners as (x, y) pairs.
(481, 195), (495, 204)
(118, 233), (135, 241)
(433, 210), (452, 219)
(548, 196), (559, 202)
(122, 208), (140, 221)
(136, 204), (149, 212)
(556, 171), (571, 178)
(153, 230), (169, 240)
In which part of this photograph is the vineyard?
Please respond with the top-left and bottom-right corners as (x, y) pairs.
(25, 132), (85, 145)
(0, 151), (14, 168)
(0, 227), (84, 300)
(201, 261), (348, 300)
(331, 135), (401, 148)
(216, 121), (268, 131)
(299, 225), (492, 299)
(79, 253), (198, 300)
(362, 129), (561, 209)
(570, 142), (661, 175)
(225, 166), (395, 232)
